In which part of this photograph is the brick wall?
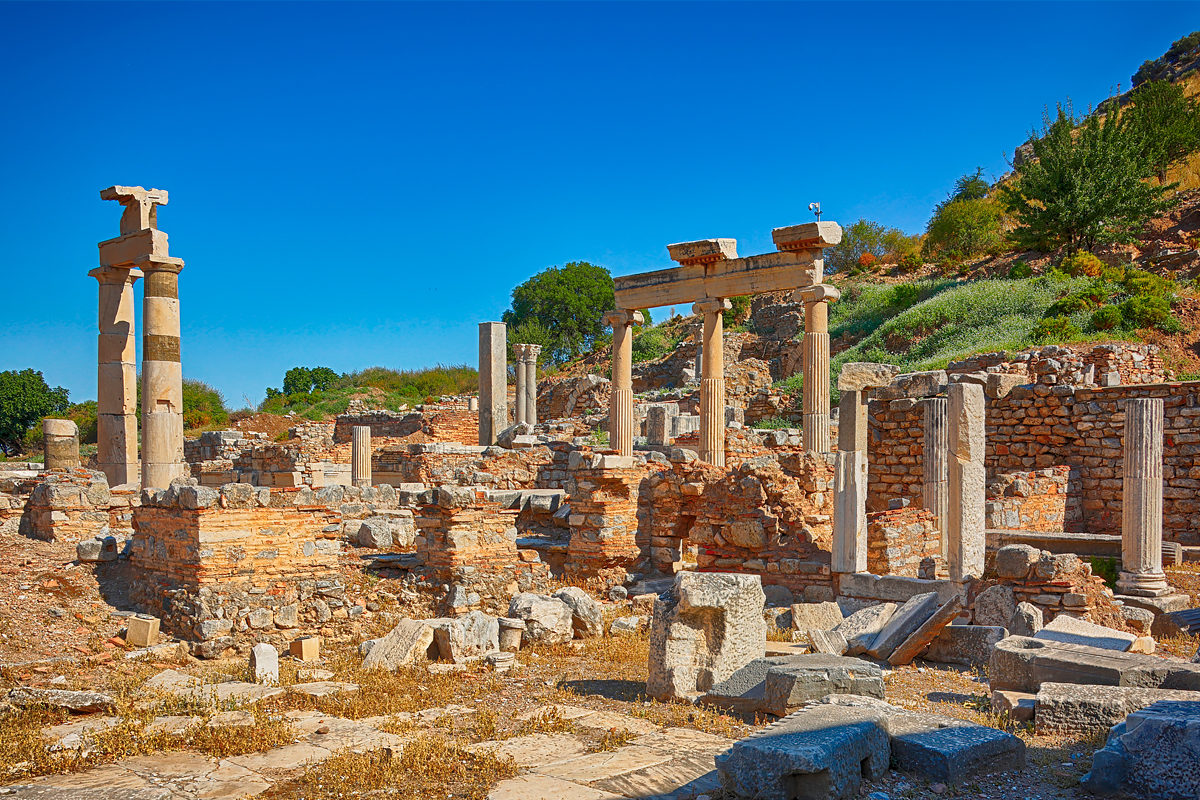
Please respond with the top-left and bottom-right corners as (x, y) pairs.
(566, 453), (647, 584)
(866, 506), (941, 578)
(986, 466), (1080, 531)
(373, 442), (570, 489)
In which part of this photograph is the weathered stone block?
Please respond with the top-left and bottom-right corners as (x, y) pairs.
(433, 611), (499, 663)
(834, 603), (896, 656)
(973, 584), (1017, 627)
(1035, 682), (1200, 736)
(508, 593), (574, 646)
(990, 635), (1200, 693)
(790, 601), (843, 632)
(924, 624), (1007, 669)
(552, 586), (603, 639)
(1034, 615), (1137, 652)
(865, 592), (940, 659)
(250, 642), (278, 684)
(1082, 700), (1200, 800)
(364, 621), (432, 670)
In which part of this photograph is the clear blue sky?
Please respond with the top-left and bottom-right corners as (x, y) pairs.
(2, 1), (1197, 407)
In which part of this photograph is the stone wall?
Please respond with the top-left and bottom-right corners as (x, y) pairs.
(566, 453), (648, 584)
(975, 546), (1128, 630)
(373, 442), (570, 489)
(538, 375), (610, 420)
(17, 469), (140, 542)
(332, 407), (479, 445)
(866, 506), (941, 578)
(986, 466), (1080, 531)
(129, 482), (348, 656)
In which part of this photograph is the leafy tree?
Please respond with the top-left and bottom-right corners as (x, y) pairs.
(1125, 80), (1200, 182)
(505, 318), (556, 365)
(181, 379), (230, 430)
(309, 367), (339, 392)
(0, 369), (69, 455)
(1001, 103), (1176, 254)
(826, 219), (919, 273)
(923, 197), (1004, 260)
(282, 367), (314, 396)
(945, 167), (990, 206)
(502, 261), (615, 366)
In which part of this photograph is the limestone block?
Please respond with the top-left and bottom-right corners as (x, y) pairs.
(552, 587), (603, 639)
(647, 571), (766, 703)
(356, 517), (392, 549)
(924, 624), (1007, 668)
(973, 584), (1017, 627)
(1035, 681), (1200, 736)
(76, 536), (118, 563)
(875, 369), (949, 400)
(363, 622), (430, 670)
(805, 628), (849, 655)
(991, 689), (1036, 722)
(865, 592), (940, 660)
(789, 601), (844, 632)
(507, 593), (574, 646)
(834, 603), (897, 656)
(1033, 615), (1137, 652)
(1082, 700), (1200, 800)
(716, 702), (890, 800)
(989, 635), (1200, 693)
(609, 615), (644, 636)
(836, 362), (901, 392)
(888, 596), (964, 666)
(250, 643), (279, 684)
(433, 611), (499, 663)
(7, 687), (116, 714)
(994, 544), (1041, 580)
(986, 372), (1028, 399)
(498, 618), (524, 652)
(1008, 602), (1043, 637)
(885, 708), (1026, 783)
(762, 656), (885, 717)
(125, 615), (160, 647)
(702, 655), (797, 716)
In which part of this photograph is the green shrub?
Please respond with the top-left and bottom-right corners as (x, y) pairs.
(1008, 260), (1032, 279)
(727, 295), (751, 322)
(1091, 305), (1123, 330)
(1099, 264), (1127, 283)
(631, 328), (672, 363)
(1119, 295), (1173, 330)
(1061, 252), (1104, 278)
(889, 283), (921, 310)
(923, 197), (1005, 260)
(751, 416), (792, 430)
(1031, 315), (1080, 343)
(1088, 556), (1119, 590)
(1122, 268), (1176, 298)
(181, 380), (230, 430)
(897, 253), (923, 272)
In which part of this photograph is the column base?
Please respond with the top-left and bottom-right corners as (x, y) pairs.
(1116, 570), (1172, 597)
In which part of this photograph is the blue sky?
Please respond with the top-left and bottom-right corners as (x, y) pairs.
(2, 1), (1197, 407)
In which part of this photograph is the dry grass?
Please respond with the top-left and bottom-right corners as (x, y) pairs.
(262, 735), (519, 800)
(589, 726), (638, 752)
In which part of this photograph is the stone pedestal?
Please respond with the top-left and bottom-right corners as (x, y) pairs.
(948, 382), (985, 581)
(141, 260), (185, 489)
(478, 322), (507, 445)
(604, 310), (642, 456)
(923, 397), (949, 560)
(89, 265), (142, 486)
(694, 297), (731, 467)
(43, 419), (80, 470)
(832, 390), (868, 573)
(798, 284), (840, 454)
(513, 344), (541, 427)
(1117, 398), (1171, 596)
(351, 425), (371, 488)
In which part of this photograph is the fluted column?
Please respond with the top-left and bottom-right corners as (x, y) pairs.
(1117, 398), (1170, 596)
(694, 297), (731, 467)
(524, 344), (541, 426)
(948, 382), (985, 581)
(141, 259), (185, 488)
(89, 265), (142, 485)
(923, 397), (949, 561)
(351, 425), (372, 488)
(798, 284), (840, 454)
(513, 345), (529, 425)
(603, 309), (642, 456)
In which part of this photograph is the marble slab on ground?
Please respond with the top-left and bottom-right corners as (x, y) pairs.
(487, 774), (623, 800)
(591, 753), (721, 800)
(1033, 615), (1137, 651)
(468, 733), (590, 768)
(539, 745), (674, 783)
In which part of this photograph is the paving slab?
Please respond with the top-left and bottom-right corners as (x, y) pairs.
(469, 733), (590, 768)
(540, 745), (674, 783)
(1034, 681), (1200, 735)
(487, 774), (623, 800)
(715, 702), (890, 800)
(569, 709), (661, 736)
(289, 681), (359, 697)
(632, 726), (736, 756)
(225, 742), (333, 774)
(1033, 614), (1138, 651)
(171, 681), (286, 707)
(517, 704), (602, 723)
(591, 753), (721, 800)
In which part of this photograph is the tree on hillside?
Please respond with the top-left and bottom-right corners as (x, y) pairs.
(923, 197), (1004, 260)
(1001, 102), (1176, 254)
(1126, 80), (1200, 182)
(944, 167), (990, 206)
(502, 261), (615, 366)
(278, 366), (340, 396)
(0, 369), (69, 455)
(825, 219), (920, 273)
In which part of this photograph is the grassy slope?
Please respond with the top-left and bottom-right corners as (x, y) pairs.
(260, 365), (478, 420)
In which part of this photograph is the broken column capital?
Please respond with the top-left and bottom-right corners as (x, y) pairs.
(837, 362), (901, 392)
(88, 265), (144, 285)
(793, 283), (842, 304)
(771, 221), (843, 251)
(667, 238), (738, 265)
(602, 309), (644, 328)
(100, 185), (169, 234)
(692, 297), (732, 316)
(512, 343), (542, 362)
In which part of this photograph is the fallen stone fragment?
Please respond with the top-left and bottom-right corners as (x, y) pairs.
(553, 586), (604, 638)
(716, 701), (891, 800)
(250, 642), (278, 684)
(433, 611), (499, 663)
(609, 615), (644, 636)
(804, 628), (848, 655)
(1007, 601), (1043, 637)
(7, 687), (116, 713)
(1033, 615), (1137, 652)
(990, 690), (1035, 722)
(1082, 700), (1200, 799)
(888, 596), (963, 666)
(972, 584), (1016, 627)
(990, 635), (1200, 693)
(886, 708), (1026, 783)
(790, 601), (844, 632)
(1034, 681), (1200, 736)
(866, 592), (940, 660)
(923, 624), (1006, 669)
(508, 593), (575, 646)
(702, 656), (796, 715)
(362, 619), (435, 670)
(834, 603), (896, 656)
(76, 536), (118, 563)
(762, 656), (885, 717)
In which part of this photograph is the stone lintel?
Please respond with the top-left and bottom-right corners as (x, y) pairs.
(772, 220), (843, 251)
(667, 238), (738, 265)
(101, 185), (169, 234)
(98, 229), (174, 267)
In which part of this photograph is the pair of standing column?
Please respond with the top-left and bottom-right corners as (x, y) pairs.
(513, 344), (541, 427)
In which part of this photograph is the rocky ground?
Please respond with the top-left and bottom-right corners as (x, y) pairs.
(2, 540), (1198, 800)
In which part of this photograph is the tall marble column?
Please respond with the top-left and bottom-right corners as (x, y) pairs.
(141, 259), (186, 489)
(948, 382), (985, 581)
(89, 265), (141, 485)
(603, 309), (642, 456)
(513, 345), (529, 426)
(693, 297), (731, 467)
(832, 389), (869, 573)
(923, 397), (950, 561)
(1117, 398), (1170, 596)
(798, 284), (841, 454)
(478, 322), (507, 445)
(351, 425), (372, 488)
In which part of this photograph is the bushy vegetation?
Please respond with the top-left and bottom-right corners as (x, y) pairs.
(1126, 79), (1200, 182)
(631, 326), (674, 363)
(923, 195), (1004, 260)
(0, 369), (69, 456)
(181, 380), (230, 430)
(1034, 262), (1180, 340)
(260, 365), (478, 419)
(1132, 31), (1200, 87)
(826, 219), (921, 274)
(751, 416), (792, 430)
(502, 261), (615, 366)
